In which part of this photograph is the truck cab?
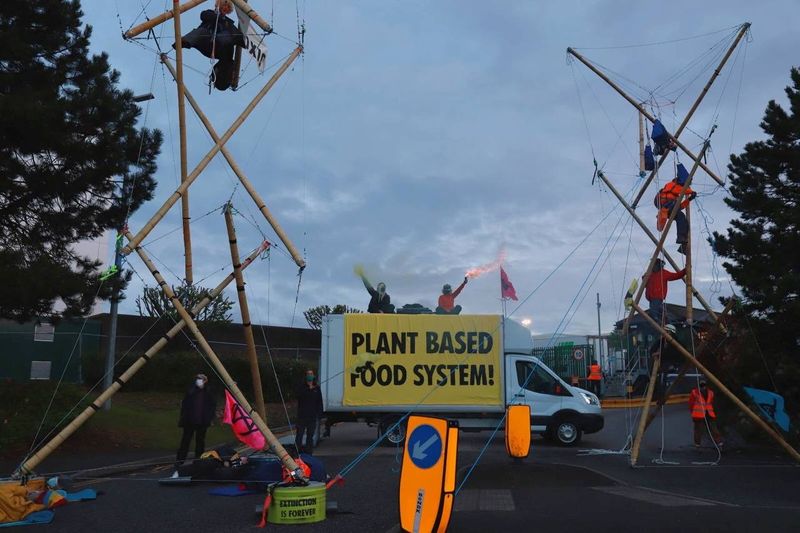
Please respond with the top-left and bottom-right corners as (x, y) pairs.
(506, 353), (603, 445)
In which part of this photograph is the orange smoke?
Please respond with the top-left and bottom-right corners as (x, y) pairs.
(465, 249), (506, 279)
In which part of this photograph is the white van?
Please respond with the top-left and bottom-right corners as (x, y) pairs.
(320, 314), (603, 446)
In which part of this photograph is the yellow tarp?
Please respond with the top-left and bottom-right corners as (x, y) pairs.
(0, 479), (45, 524)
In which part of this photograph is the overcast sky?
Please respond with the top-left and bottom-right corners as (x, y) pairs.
(81, 1), (798, 335)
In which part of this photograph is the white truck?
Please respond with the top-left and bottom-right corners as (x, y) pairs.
(320, 314), (603, 446)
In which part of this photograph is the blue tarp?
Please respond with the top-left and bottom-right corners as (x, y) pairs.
(744, 387), (790, 432)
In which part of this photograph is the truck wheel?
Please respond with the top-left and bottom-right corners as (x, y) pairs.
(378, 417), (406, 446)
(550, 419), (582, 447)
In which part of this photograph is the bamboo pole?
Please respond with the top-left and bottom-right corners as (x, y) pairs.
(596, 173), (718, 322)
(161, 55), (306, 268)
(630, 353), (660, 466)
(125, 232), (303, 476)
(642, 299), (736, 432)
(631, 301), (800, 464)
(638, 111), (646, 175)
(631, 23), (751, 209)
(229, 0), (273, 33)
(124, 0), (208, 39)
(122, 46), (303, 257)
(224, 204), (267, 422)
(14, 243), (268, 477)
(685, 202), (693, 323)
(567, 47), (724, 186)
(621, 134), (713, 332)
(172, 1), (194, 285)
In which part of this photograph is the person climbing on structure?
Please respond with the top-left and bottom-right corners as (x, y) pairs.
(644, 259), (685, 326)
(355, 265), (394, 313)
(688, 381), (724, 448)
(655, 163), (696, 254)
(436, 277), (468, 315)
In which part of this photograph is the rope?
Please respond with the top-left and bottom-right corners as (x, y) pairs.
(572, 24), (743, 51)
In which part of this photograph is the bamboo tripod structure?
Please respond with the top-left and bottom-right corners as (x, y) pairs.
(15, 0), (306, 479)
(224, 204), (267, 423)
(570, 23), (800, 464)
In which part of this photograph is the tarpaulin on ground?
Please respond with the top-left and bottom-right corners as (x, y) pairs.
(343, 314), (503, 406)
(0, 480), (45, 525)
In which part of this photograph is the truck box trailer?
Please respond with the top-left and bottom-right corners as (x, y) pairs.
(320, 314), (603, 446)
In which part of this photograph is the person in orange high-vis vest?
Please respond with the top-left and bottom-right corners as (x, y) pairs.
(688, 381), (723, 447)
(655, 164), (696, 255)
(587, 361), (603, 397)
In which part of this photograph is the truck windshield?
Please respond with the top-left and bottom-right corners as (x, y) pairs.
(516, 361), (570, 396)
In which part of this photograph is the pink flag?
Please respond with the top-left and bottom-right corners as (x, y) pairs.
(223, 390), (266, 450)
(500, 267), (518, 301)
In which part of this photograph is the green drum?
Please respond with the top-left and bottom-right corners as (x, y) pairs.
(268, 481), (326, 525)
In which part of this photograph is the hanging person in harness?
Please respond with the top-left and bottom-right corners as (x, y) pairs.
(655, 163), (697, 254)
(688, 381), (724, 448)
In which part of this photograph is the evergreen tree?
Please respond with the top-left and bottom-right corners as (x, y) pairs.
(712, 67), (800, 325)
(712, 68), (800, 429)
(0, 0), (161, 321)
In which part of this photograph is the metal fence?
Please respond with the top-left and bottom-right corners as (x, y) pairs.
(533, 343), (595, 382)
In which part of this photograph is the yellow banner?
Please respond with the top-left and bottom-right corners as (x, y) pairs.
(343, 314), (503, 406)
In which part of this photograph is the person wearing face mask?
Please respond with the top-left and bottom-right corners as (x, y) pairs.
(174, 373), (216, 476)
(357, 269), (394, 313)
(295, 369), (323, 454)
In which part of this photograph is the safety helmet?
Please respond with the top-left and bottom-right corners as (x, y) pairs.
(442, 284), (452, 294)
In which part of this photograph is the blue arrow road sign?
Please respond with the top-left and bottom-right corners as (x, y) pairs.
(407, 424), (442, 469)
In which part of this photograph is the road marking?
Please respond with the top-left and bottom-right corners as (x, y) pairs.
(592, 486), (715, 507)
(454, 489), (515, 512)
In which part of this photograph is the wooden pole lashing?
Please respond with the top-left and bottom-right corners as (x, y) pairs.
(14, 243), (268, 477)
(172, 0), (194, 285)
(160, 55), (306, 268)
(630, 352), (660, 466)
(224, 204), (267, 423)
(631, 301), (800, 464)
(124, 0), (208, 39)
(567, 47), (724, 186)
(631, 23), (751, 209)
(122, 46), (303, 257)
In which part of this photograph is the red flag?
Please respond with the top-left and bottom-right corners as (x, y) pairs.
(223, 390), (266, 450)
(500, 267), (518, 301)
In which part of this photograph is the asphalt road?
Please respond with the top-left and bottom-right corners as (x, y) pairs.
(3, 405), (799, 532)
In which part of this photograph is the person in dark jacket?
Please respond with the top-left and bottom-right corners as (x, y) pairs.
(295, 369), (323, 454)
(174, 373), (216, 474)
(359, 274), (394, 313)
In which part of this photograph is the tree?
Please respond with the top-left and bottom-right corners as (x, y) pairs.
(304, 304), (363, 330)
(0, 1), (161, 322)
(135, 285), (234, 324)
(712, 67), (800, 325)
(712, 68), (800, 434)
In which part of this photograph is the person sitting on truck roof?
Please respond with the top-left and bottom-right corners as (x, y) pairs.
(358, 271), (394, 313)
(435, 277), (468, 315)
